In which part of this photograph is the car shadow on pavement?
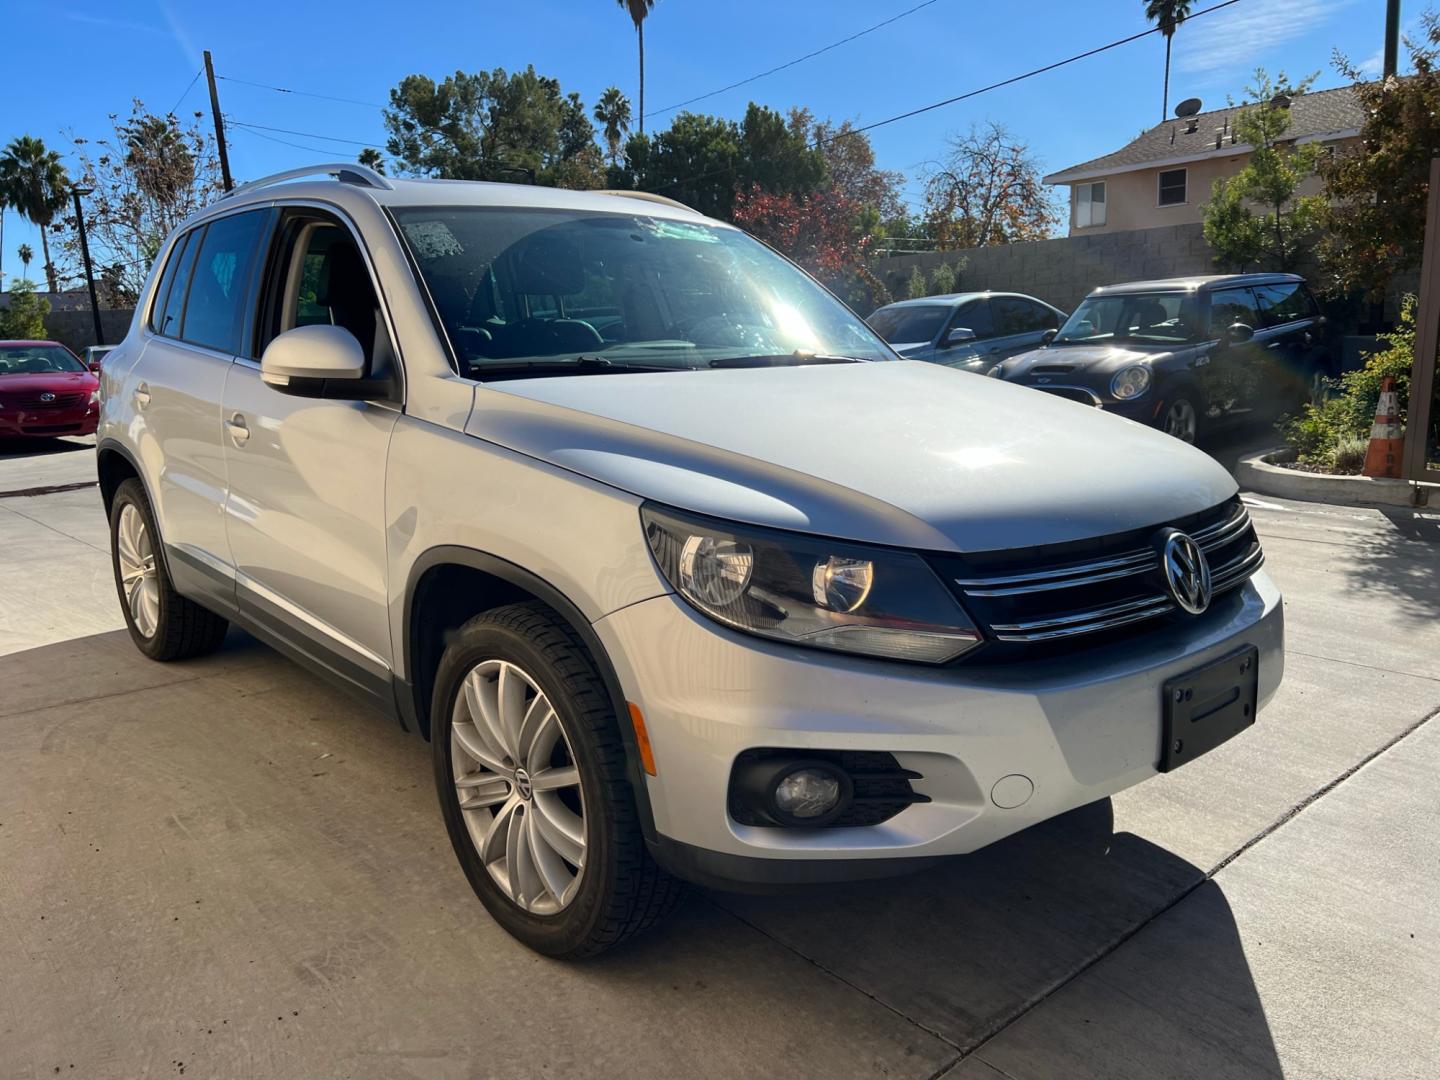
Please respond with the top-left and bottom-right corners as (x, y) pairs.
(1348, 508), (1440, 622)
(0, 435), (95, 462)
(650, 799), (1288, 1078)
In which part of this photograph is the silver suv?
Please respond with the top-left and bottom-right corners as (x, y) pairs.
(97, 164), (1283, 957)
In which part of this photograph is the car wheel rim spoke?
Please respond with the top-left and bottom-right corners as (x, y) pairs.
(451, 658), (586, 914)
(117, 504), (159, 638)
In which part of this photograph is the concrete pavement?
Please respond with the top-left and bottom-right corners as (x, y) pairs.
(1, 436), (1437, 1079)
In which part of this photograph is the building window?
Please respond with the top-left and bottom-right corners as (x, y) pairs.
(1158, 168), (1187, 207)
(1075, 181), (1106, 228)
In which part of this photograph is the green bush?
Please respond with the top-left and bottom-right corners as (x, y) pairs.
(928, 262), (957, 295)
(1282, 296), (1417, 473)
(0, 280), (50, 339)
(905, 265), (927, 300)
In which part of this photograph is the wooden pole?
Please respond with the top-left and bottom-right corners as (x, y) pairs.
(204, 51), (233, 192)
(1403, 159), (1440, 483)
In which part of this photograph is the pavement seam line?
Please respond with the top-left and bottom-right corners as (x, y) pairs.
(0, 669), (221, 721)
(699, 893), (966, 1060)
(0, 498), (110, 554)
(959, 701), (1440, 1070)
(1287, 647), (1440, 684)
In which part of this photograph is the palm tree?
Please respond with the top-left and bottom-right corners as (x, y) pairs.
(357, 147), (386, 174)
(615, 0), (656, 134)
(0, 136), (70, 293)
(593, 87), (633, 166)
(1145, 0), (1194, 121)
(17, 243), (33, 282)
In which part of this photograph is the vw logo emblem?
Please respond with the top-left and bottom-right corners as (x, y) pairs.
(39, 391), (56, 402)
(1035, 376), (1051, 384)
(513, 768), (533, 801)
(1157, 529), (1212, 615)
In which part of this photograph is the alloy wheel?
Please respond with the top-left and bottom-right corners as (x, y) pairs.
(450, 659), (587, 914)
(1164, 400), (1198, 444)
(116, 503), (160, 638)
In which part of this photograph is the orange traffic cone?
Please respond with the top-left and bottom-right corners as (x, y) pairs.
(1362, 375), (1404, 479)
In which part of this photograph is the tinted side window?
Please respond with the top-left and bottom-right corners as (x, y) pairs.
(951, 300), (994, 340)
(157, 228), (203, 339)
(181, 211), (268, 354)
(1254, 282), (1318, 326)
(148, 232), (192, 334)
(1208, 288), (1262, 333)
(993, 297), (1051, 335)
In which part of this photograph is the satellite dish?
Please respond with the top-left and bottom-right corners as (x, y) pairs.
(1175, 98), (1203, 117)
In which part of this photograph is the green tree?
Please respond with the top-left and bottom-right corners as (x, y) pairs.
(594, 87), (632, 167)
(1318, 14), (1440, 301)
(383, 66), (605, 189)
(0, 279), (49, 338)
(1202, 71), (1324, 271)
(357, 147), (386, 174)
(59, 102), (224, 305)
(0, 135), (70, 293)
(922, 122), (1059, 249)
(1145, 0), (1193, 120)
(17, 242), (33, 282)
(615, 0), (656, 134)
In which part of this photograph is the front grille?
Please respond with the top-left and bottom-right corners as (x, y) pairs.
(1033, 386), (1097, 406)
(932, 498), (1262, 656)
(5, 391), (86, 409)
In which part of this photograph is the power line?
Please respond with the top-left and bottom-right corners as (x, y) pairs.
(645, 0), (949, 119)
(228, 119), (383, 147)
(655, 0), (1247, 195)
(168, 67), (204, 116)
(215, 74), (385, 109)
(229, 124), (355, 157)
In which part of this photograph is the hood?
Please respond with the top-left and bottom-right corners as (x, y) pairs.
(1003, 343), (1179, 381)
(0, 370), (98, 395)
(467, 361), (1237, 553)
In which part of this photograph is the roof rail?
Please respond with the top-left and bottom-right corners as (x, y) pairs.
(220, 162), (395, 199)
(596, 189), (696, 213)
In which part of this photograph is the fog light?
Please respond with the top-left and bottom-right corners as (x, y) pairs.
(773, 768), (842, 820)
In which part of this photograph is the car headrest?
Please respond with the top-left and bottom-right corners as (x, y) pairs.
(316, 242), (368, 307)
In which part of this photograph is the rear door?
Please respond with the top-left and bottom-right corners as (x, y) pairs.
(220, 206), (401, 700)
(1254, 281), (1326, 407)
(990, 296), (1061, 362)
(130, 210), (269, 610)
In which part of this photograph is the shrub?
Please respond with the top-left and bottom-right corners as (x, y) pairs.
(905, 265), (927, 299)
(928, 262), (957, 295)
(1332, 435), (1370, 474)
(1281, 295), (1418, 473)
(0, 280), (50, 339)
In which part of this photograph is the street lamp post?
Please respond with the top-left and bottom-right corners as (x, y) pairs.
(71, 186), (104, 347)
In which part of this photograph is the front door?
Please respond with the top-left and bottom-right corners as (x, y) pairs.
(221, 209), (401, 699)
(1202, 286), (1269, 421)
(989, 296), (1061, 363)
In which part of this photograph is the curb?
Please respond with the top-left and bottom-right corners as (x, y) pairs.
(1237, 447), (1432, 509)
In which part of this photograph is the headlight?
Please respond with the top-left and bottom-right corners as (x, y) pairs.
(1110, 365), (1151, 400)
(642, 504), (982, 663)
(89, 389), (101, 405)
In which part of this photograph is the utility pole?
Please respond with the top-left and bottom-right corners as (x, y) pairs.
(204, 50), (233, 192)
(1384, 0), (1402, 78)
(71, 187), (104, 347)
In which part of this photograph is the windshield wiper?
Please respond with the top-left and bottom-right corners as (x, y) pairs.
(474, 356), (676, 380)
(708, 352), (869, 369)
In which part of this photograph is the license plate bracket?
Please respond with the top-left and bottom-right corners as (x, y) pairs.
(1160, 645), (1259, 772)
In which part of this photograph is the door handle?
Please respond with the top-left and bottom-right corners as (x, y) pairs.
(134, 382), (151, 408)
(226, 413), (250, 446)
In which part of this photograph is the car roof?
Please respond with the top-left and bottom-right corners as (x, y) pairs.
(0, 339), (65, 347)
(874, 291), (1043, 310)
(1090, 273), (1304, 297)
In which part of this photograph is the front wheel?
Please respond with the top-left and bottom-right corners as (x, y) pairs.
(432, 602), (682, 958)
(1159, 396), (1201, 444)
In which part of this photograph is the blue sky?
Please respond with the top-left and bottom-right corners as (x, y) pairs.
(0, 0), (1410, 284)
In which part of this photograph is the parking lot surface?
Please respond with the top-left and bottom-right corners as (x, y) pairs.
(2, 437), (1437, 1079)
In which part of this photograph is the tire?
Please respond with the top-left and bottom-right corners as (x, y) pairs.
(432, 601), (683, 958)
(108, 478), (229, 661)
(1159, 394), (1201, 445)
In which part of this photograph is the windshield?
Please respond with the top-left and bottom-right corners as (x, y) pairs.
(0, 344), (86, 375)
(867, 304), (949, 345)
(1054, 292), (1201, 346)
(392, 207), (893, 376)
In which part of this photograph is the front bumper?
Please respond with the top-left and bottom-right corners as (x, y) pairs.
(594, 570), (1283, 887)
(0, 403), (99, 437)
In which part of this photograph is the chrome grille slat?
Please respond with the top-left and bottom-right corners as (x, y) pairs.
(993, 600), (1177, 642)
(990, 593), (1174, 635)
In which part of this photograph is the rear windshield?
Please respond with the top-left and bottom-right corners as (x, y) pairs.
(391, 206), (892, 375)
(1053, 292), (1201, 346)
(867, 305), (949, 345)
(0, 344), (86, 375)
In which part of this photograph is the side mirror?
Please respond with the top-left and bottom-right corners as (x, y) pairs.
(1041, 328), (1058, 345)
(260, 324), (365, 393)
(1225, 322), (1255, 346)
(87, 360), (103, 374)
(943, 327), (977, 348)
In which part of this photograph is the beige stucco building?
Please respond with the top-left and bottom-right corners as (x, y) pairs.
(1045, 87), (1365, 236)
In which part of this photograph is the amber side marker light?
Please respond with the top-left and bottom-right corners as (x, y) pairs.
(627, 702), (657, 776)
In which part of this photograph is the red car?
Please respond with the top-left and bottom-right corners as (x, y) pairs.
(0, 340), (101, 439)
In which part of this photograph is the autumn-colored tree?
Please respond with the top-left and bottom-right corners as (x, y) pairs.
(1318, 14), (1440, 301)
(921, 123), (1059, 249)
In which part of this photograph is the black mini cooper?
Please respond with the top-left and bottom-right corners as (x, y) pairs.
(994, 273), (1331, 443)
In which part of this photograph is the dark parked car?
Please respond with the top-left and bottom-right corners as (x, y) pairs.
(868, 291), (1067, 372)
(993, 273), (1331, 443)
